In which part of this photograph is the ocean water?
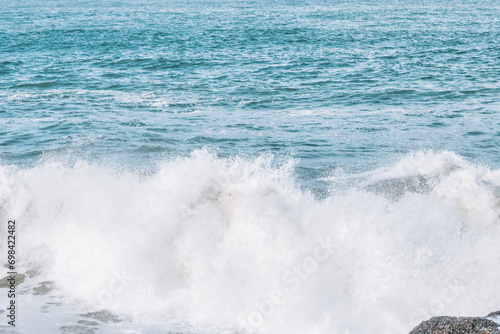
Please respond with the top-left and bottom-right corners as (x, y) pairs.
(1, 0), (500, 333)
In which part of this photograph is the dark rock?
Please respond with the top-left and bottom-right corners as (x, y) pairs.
(410, 316), (500, 334)
(487, 311), (500, 318)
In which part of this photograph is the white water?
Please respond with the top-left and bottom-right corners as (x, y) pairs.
(1, 150), (500, 333)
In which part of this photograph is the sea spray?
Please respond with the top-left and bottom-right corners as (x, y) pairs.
(1, 150), (500, 333)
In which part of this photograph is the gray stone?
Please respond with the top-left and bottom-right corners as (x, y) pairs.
(487, 311), (500, 318)
(410, 316), (500, 334)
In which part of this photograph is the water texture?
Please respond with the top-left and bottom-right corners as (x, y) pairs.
(1, 0), (500, 333)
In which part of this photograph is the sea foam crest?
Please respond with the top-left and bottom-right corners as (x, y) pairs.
(1, 150), (500, 334)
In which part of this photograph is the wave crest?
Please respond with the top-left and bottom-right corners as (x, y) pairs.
(1, 150), (500, 333)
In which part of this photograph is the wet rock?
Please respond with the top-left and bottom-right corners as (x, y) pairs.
(410, 315), (500, 334)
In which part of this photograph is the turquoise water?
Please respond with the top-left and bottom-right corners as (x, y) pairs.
(1, 1), (500, 333)
(2, 0), (500, 171)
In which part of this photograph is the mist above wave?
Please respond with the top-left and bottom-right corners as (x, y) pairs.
(1, 150), (499, 333)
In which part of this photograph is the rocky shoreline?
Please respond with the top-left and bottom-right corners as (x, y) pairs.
(410, 312), (500, 334)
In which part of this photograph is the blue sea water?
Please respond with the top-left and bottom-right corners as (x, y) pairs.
(1, 1), (500, 333)
(2, 0), (500, 170)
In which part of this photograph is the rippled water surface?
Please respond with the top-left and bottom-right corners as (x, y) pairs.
(1, 0), (499, 172)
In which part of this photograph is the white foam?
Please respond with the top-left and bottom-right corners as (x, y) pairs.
(1, 150), (500, 333)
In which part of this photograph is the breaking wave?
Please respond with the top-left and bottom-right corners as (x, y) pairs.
(1, 150), (500, 333)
